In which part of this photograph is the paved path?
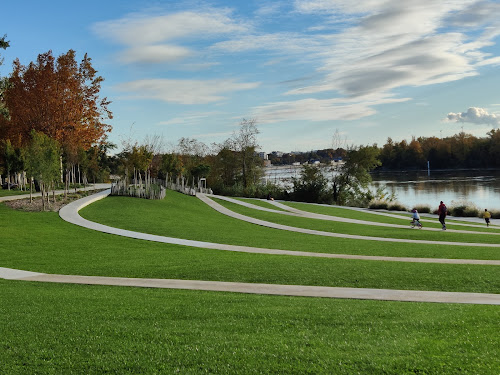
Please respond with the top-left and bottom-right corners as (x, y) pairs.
(212, 195), (500, 235)
(0, 183), (111, 202)
(1, 267), (499, 305)
(58, 190), (500, 264)
(200, 194), (500, 248)
(2, 189), (499, 305)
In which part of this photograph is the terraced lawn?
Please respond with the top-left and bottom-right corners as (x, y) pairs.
(2, 190), (500, 374)
(212, 197), (500, 244)
(79, 192), (500, 260)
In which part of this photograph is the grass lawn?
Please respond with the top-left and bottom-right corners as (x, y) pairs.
(0, 189), (31, 197)
(233, 197), (289, 211)
(282, 201), (500, 233)
(79, 192), (500, 260)
(2, 190), (500, 374)
(1, 204), (499, 293)
(1, 280), (499, 374)
(213, 198), (500, 244)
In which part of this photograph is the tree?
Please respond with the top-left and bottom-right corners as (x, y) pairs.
(332, 145), (381, 206)
(291, 164), (329, 203)
(233, 119), (263, 188)
(2, 49), (112, 149)
(23, 130), (60, 209)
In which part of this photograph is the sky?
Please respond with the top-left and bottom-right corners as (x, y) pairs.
(2, 0), (500, 154)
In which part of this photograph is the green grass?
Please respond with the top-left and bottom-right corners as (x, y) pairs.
(1, 202), (499, 293)
(233, 197), (289, 211)
(78, 192), (500, 260)
(1, 280), (499, 374)
(213, 198), (500, 244)
(283, 201), (500, 233)
(0, 189), (31, 197)
(2, 190), (500, 374)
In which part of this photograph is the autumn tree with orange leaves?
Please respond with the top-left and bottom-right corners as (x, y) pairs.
(1, 49), (112, 149)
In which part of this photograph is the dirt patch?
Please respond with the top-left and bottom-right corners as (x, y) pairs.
(4, 189), (106, 212)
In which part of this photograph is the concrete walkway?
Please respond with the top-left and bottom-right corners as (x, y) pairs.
(200, 194), (500, 248)
(2, 189), (499, 304)
(1, 267), (499, 305)
(58, 190), (500, 264)
(212, 195), (500, 235)
(0, 183), (111, 202)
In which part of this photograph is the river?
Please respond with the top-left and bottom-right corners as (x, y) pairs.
(264, 166), (500, 210)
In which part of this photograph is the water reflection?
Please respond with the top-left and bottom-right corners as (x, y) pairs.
(264, 167), (500, 209)
(371, 170), (500, 209)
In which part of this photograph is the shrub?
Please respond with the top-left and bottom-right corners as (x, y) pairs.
(412, 204), (431, 213)
(387, 202), (407, 211)
(488, 210), (500, 219)
(368, 200), (389, 210)
(449, 201), (479, 217)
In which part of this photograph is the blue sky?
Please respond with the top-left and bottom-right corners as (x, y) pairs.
(2, 0), (500, 153)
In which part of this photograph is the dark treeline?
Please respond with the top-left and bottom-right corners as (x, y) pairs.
(378, 130), (500, 170)
(268, 148), (346, 165)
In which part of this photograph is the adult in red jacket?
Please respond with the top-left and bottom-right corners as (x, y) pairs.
(438, 201), (447, 230)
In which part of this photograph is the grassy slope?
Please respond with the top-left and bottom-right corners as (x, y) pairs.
(80, 192), (500, 260)
(213, 198), (500, 244)
(283, 201), (500, 232)
(1, 280), (499, 374)
(0, 201), (499, 293)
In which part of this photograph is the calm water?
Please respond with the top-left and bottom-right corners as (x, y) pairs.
(264, 167), (500, 209)
(371, 170), (500, 210)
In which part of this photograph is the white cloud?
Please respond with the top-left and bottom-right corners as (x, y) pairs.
(93, 9), (249, 45)
(93, 9), (250, 64)
(158, 111), (224, 126)
(120, 45), (192, 64)
(252, 95), (410, 123)
(445, 107), (500, 126)
(116, 79), (260, 105)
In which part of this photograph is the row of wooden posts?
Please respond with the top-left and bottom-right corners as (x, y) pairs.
(110, 171), (212, 200)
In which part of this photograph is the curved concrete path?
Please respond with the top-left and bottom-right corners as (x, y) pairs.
(0, 183), (111, 202)
(1, 267), (499, 305)
(2, 189), (499, 304)
(58, 189), (500, 264)
(211, 194), (500, 235)
(200, 194), (500, 248)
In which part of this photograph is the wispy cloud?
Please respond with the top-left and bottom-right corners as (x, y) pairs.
(445, 107), (500, 126)
(93, 8), (250, 64)
(158, 111), (224, 126)
(116, 79), (260, 105)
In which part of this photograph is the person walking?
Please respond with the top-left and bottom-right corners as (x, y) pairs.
(483, 209), (491, 227)
(438, 201), (447, 230)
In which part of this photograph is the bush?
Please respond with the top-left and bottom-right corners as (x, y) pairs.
(449, 201), (479, 217)
(488, 210), (500, 219)
(412, 204), (431, 213)
(368, 200), (389, 210)
(387, 202), (407, 211)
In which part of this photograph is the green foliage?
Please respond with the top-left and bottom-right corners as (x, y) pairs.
(387, 202), (408, 211)
(332, 145), (381, 206)
(412, 204), (431, 213)
(449, 201), (480, 217)
(379, 130), (500, 170)
(160, 153), (184, 180)
(291, 164), (330, 203)
(368, 200), (389, 209)
(23, 130), (60, 188)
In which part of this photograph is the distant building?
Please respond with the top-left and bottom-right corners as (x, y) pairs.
(258, 152), (268, 160)
(270, 151), (284, 158)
